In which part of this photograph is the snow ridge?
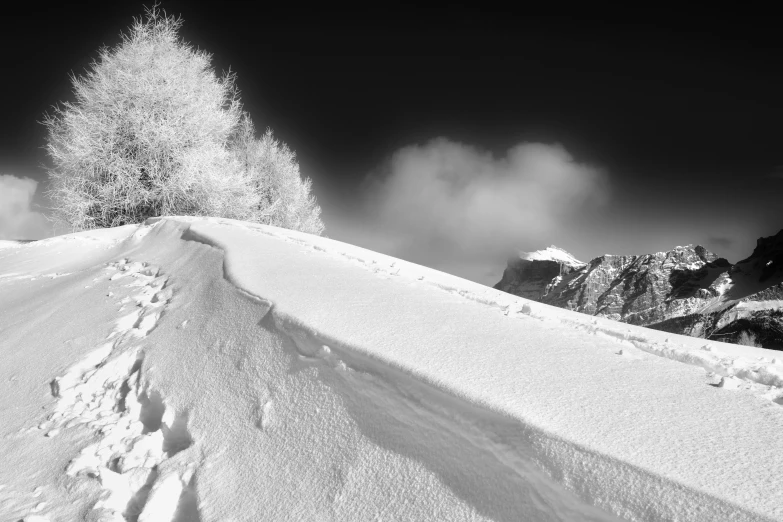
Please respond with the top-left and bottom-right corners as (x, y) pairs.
(230, 221), (783, 404)
(175, 217), (783, 521)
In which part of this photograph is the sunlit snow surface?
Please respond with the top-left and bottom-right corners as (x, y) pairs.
(518, 246), (586, 267)
(1, 217), (782, 521)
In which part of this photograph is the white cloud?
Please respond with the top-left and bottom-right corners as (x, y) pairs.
(359, 139), (609, 283)
(0, 175), (52, 240)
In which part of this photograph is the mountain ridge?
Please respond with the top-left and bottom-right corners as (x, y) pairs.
(495, 230), (783, 348)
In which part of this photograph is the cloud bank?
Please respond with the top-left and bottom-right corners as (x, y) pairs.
(0, 175), (52, 240)
(359, 139), (609, 283)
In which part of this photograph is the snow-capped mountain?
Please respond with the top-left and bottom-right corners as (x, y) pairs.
(495, 230), (783, 348)
(491, 246), (586, 301)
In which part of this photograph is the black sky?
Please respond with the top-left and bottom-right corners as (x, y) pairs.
(2, 2), (781, 284)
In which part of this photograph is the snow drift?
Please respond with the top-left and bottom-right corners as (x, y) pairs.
(1, 217), (783, 521)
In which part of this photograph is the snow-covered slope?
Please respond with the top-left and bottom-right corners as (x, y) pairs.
(2, 217), (783, 521)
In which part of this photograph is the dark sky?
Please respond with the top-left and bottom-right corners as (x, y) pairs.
(2, 2), (781, 284)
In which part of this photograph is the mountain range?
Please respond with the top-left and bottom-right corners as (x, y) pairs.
(494, 229), (783, 349)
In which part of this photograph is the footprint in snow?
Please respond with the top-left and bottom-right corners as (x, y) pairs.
(36, 258), (198, 519)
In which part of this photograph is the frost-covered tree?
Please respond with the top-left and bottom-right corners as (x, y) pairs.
(44, 6), (323, 235)
(230, 116), (324, 235)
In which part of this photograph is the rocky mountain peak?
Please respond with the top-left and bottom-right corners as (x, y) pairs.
(494, 246), (584, 301)
(733, 229), (783, 283)
(494, 230), (783, 349)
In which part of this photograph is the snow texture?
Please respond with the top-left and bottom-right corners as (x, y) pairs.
(519, 246), (586, 267)
(1, 217), (783, 521)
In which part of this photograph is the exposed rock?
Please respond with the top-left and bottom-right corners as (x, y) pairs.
(494, 246), (585, 301)
(494, 230), (783, 349)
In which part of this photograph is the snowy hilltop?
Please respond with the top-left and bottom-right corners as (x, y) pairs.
(2, 217), (783, 521)
(495, 231), (783, 349)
